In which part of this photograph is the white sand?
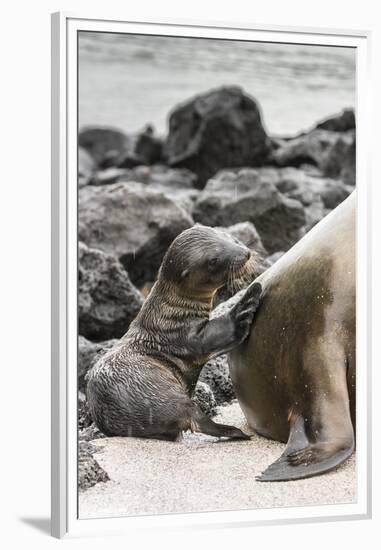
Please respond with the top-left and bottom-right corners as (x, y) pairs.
(79, 401), (356, 519)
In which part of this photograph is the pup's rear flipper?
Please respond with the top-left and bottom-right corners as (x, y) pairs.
(190, 405), (250, 440)
(256, 415), (354, 482)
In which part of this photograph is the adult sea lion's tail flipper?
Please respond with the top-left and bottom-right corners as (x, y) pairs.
(256, 414), (354, 482)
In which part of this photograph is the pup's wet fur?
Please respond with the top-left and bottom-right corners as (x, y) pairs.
(87, 225), (262, 441)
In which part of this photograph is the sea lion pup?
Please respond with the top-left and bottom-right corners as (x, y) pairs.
(87, 224), (263, 441)
(228, 192), (356, 480)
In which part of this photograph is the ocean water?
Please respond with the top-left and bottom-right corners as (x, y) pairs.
(78, 32), (356, 137)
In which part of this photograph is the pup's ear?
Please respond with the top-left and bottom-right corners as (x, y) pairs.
(181, 268), (190, 279)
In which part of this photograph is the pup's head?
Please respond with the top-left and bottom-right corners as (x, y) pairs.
(159, 224), (258, 299)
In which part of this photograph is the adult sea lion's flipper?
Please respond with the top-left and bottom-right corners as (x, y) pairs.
(256, 413), (354, 482)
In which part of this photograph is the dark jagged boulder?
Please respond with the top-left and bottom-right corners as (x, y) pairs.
(78, 127), (131, 166)
(78, 392), (106, 441)
(315, 108), (355, 132)
(319, 179), (353, 210)
(321, 132), (356, 186)
(78, 242), (144, 341)
(193, 168), (305, 254)
(79, 424), (106, 442)
(274, 165), (352, 228)
(78, 182), (194, 286)
(270, 128), (356, 188)
(134, 125), (164, 165)
(199, 355), (236, 405)
(164, 86), (272, 188)
(78, 391), (92, 431)
(253, 195), (305, 254)
(193, 382), (217, 417)
(270, 129), (340, 169)
(115, 152), (143, 169)
(78, 441), (109, 491)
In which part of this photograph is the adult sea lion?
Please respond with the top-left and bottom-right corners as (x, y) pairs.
(229, 191), (356, 480)
(87, 225), (263, 441)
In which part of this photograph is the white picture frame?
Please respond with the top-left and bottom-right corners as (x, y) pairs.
(51, 11), (372, 539)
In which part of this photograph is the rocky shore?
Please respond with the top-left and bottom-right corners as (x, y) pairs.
(77, 85), (355, 492)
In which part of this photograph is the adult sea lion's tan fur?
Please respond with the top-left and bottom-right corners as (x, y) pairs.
(229, 192), (356, 481)
(87, 225), (263, 441)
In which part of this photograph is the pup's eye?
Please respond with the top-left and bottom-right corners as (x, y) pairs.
(208, 257), (218, 269)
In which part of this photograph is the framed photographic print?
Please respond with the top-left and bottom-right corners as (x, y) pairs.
(51, 12), (371, 539)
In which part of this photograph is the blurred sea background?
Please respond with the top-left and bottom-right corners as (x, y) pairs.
(78, 32), (356, 137)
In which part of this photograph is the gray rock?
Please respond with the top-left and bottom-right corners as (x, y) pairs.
(303, 198), (326, 230)
(78, 242), (144, 341)
(78, 391), (92, 430)
(315, 108), (355, 132)
(134, 125), (164, 165)
(199, 355), (236, 405)
(78, 336), (118, 391)
(193, 168), (305, 254)
(218, 221), (267, 257)
(277, 170), (326, 231)
(116, 152), (143, 169)
(78, 147), (96, 187)
(271, 128), (356, 187)
(78, 441), (109, 492)
(88, 164), (199, 213)
(117, 165), (199, 214)
(78, 126), (131, 166)
(124, 164), (197, 188)
(165, 86), (272, 188)
(321, 132), (356, 186)
(79, 424), (107, 442)
(270, 129), (340, 169)
(279, 167), (352, 227)
(192, 381), (217, 417)
(276, 166), (353, 230)
(90, 167), (130, 186)
(319, 179), (353, 210)
(78, 182), (194, 286)
(78, 392), (106, 442)
(101, 149), (128, 169)
(78, 392), (105, 441)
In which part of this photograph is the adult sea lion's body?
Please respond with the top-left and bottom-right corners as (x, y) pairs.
(229, 192), (356, 481)
(87, 225), (263, 441)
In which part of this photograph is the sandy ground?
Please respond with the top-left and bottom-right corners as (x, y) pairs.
(79, 401), (356, 519)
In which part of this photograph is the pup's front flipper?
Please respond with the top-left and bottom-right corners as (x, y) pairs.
(230, 282), (263, 344)
(185, 282), (263, 358)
